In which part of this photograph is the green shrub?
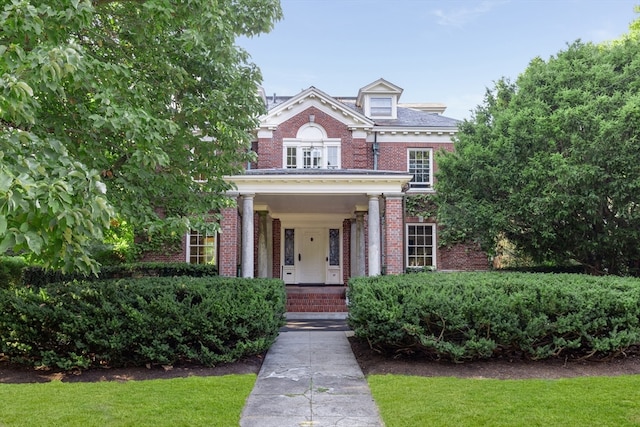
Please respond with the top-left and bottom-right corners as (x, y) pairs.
(22, 262), (219, 287)
(0, 256), (27, 289)
(347, 272), (640, 362)
(0, 277), (285, 370)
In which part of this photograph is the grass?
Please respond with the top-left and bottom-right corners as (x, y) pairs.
(369, 374), (640, 427)
(0, 374), (256, 427)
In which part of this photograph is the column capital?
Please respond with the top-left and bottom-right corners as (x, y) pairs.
(384, 193), (405, 200)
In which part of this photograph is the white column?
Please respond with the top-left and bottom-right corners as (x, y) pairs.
(257, 211), (268, 278)
(241, 194), (254, 278)
(368, 194), (381, 276)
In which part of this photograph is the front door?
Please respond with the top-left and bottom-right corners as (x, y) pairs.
(299, 228), (325, 284)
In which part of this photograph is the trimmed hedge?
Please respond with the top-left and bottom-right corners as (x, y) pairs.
(22, 262), (218, 287)
(0, 256), (27, 290)
(0, 277), (285, 370)
(347, 272), (640, 362)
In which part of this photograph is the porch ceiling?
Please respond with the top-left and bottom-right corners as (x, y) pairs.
(254, 193), (367, 215)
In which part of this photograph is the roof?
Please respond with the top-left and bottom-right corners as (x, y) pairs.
(264, 94), (460, 128)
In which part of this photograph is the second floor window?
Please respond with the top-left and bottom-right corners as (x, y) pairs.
(284, 143), (341, 169)
(408, 149), (432, 189)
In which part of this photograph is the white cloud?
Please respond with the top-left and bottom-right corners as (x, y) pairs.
(433, 0), (510, 28)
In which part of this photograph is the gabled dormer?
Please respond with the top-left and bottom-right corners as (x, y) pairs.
(356, 78), (403, 120)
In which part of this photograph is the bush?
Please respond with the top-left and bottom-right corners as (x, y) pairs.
(347, 272), (640, 362)
(22, 262), (218, 288)
(0, 277), (285, 370)
(0, 256), (27, 289)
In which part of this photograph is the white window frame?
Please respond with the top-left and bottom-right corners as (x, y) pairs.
(283, 139), (341, 169)
(407, 148), (433, 189)
(406, 223), (436, 268)
(186, 230), (217, 265)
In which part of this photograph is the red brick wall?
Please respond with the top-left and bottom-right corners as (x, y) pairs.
(219, 205), (239, 277)
(438, 241), (489, 271)
(377, 141), (453, 176)
(384, 196), (404, 274)
(139, 234), (187, 263)
(255, 107), (369, 170)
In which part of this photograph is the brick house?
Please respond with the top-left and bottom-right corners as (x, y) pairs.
(169, 79), (488, 308)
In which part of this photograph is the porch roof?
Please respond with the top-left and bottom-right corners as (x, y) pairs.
(225, 169), (412, 215)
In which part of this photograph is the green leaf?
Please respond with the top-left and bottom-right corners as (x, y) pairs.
(25, 231), (43, 254)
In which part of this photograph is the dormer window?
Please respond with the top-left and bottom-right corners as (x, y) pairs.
(370, 97), (393, 117)
(356, 78), (403, 120)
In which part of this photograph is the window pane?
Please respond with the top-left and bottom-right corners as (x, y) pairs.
(329, 229), (340, 266)
(303, 149), (312, 169)
(409, 150), (431, 188)
(370, 97), (392, 116)
(189, 230), (216, 265)
(284, 229), (295, 266)
(407, 224), (434, 268)
(327, 146), (338, 169)
(286, 147), (297, 168)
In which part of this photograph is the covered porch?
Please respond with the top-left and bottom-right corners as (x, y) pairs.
(220, 169), (412, 286)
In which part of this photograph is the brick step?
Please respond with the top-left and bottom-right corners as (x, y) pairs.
(286, 292), (348, 312)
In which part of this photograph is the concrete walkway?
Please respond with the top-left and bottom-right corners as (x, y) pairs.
(240, 319), (384, 426)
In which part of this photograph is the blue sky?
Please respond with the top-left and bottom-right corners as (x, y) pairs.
(238, 0), (638, 120)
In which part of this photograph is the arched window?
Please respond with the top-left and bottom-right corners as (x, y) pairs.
(283, 123), (341, 169)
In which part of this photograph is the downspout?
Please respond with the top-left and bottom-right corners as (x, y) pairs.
(372, 130), (379, 170)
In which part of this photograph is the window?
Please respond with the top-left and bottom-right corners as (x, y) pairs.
(329, 229), (340, 266)
(326, 146), (338, 169)
(370, 97), (392, 117)
(406, 224), (435, 267)
(286, 147), (297, 168)
(283, 142), (341, 169)
(284, 229), (295, 265)
(188, 230), (216, 264)
(408, 149), (432, 189)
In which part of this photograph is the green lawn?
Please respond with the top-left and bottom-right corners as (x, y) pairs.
(369, 374), (640, 427)
(0, 374), (256, 427)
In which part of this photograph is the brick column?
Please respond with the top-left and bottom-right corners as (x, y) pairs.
(219, 198), (238, 277)
(384, 194), (404, 275)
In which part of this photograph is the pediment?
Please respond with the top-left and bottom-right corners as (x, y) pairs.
(260, 87), (373, 130)
(356, 78), (403, 107)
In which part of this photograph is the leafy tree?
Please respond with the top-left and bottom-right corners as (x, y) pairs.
(436, 21), (640, 275)
(1, 0), (282, 273)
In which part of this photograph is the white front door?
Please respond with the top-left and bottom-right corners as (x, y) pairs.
(299, 228), (326, 284)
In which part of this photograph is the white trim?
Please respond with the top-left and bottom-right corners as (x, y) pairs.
(226, 173), (413, 195)
(261, 87), (374, 131)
